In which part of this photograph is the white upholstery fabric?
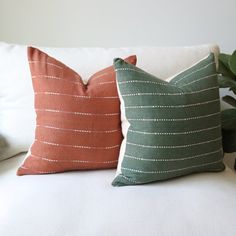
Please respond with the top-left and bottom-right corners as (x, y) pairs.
(0, 153), (236, 236)
(0, 42), (219, 160)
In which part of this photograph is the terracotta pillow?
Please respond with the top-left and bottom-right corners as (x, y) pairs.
(17, 47), (136, 175)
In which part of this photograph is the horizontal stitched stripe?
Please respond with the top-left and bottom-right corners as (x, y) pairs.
(126, 98), (219, 109)
(32, 75), (83, 85)
(181, 74), (217, 87)
(122, 159), (223, 174)
(122, 167), (224, 184)
(122, 86), (219, 97)
(35, 139), (120, 149)
(124, 148), (222, 162)
(118, 80), (167, 86)
(35, 109), (119, 116)
(128, 111), (220, 121)
(37, 125), (120, 133)
(35, 92), (118, 99)
(120, 175), (141, 184)
(29, 61), (63, 69)
(127, 137), (221, 149)
(91, 71), (112, 80)
(174, 62), (215, 84)
(128, 124), (221, 135)
(98, 81), (115, 85)
(30, 154), (118, 164)
(20, 166), (58, 174)
(115, 68), (150, 75)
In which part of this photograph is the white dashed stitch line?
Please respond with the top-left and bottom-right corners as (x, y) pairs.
(35, 139), (120, 149)
(125, 99), (219, 109)
(128, 125), (221, 135)
(174, 62), (215, 84)
(128, 112), (220, 122)
(126, 137), (222, 149)
(124, 148), (223, 162)
(29, 61), (63, 70)
(121, 159), (223, 174)
(36, 125), (121, 133)
(30, 154), (118, 164)
(35, 109), (119, 116)
(122, 86), (219, 97)
(35, 92), (118, 99)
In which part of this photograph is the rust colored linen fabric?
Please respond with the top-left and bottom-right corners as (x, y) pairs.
(17, 47), (136, 175)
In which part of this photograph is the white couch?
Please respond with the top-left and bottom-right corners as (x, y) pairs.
(1, 153), (236, 236)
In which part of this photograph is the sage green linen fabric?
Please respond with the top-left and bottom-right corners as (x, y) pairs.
(112, 54), (225, 186)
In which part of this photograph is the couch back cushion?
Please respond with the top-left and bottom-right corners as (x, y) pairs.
(0, 42), (219, 160)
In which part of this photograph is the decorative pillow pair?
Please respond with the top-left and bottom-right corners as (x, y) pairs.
(18, 48), (225, 187)
(0, 42), (220, 161)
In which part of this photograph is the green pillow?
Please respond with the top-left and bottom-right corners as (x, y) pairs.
(112, 54), (225, 186)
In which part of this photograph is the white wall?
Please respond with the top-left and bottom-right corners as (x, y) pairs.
(0, 0), (235, 52)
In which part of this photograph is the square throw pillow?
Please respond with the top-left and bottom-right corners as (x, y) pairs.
(112, 54), (225, 186)
(17, 47), (136, 175)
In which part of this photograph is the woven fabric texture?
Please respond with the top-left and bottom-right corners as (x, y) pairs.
(112, 54), (225, 186)
(17, 47), (136, 175)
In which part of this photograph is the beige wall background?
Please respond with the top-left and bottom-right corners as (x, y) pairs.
(0, 0), (235, 52)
